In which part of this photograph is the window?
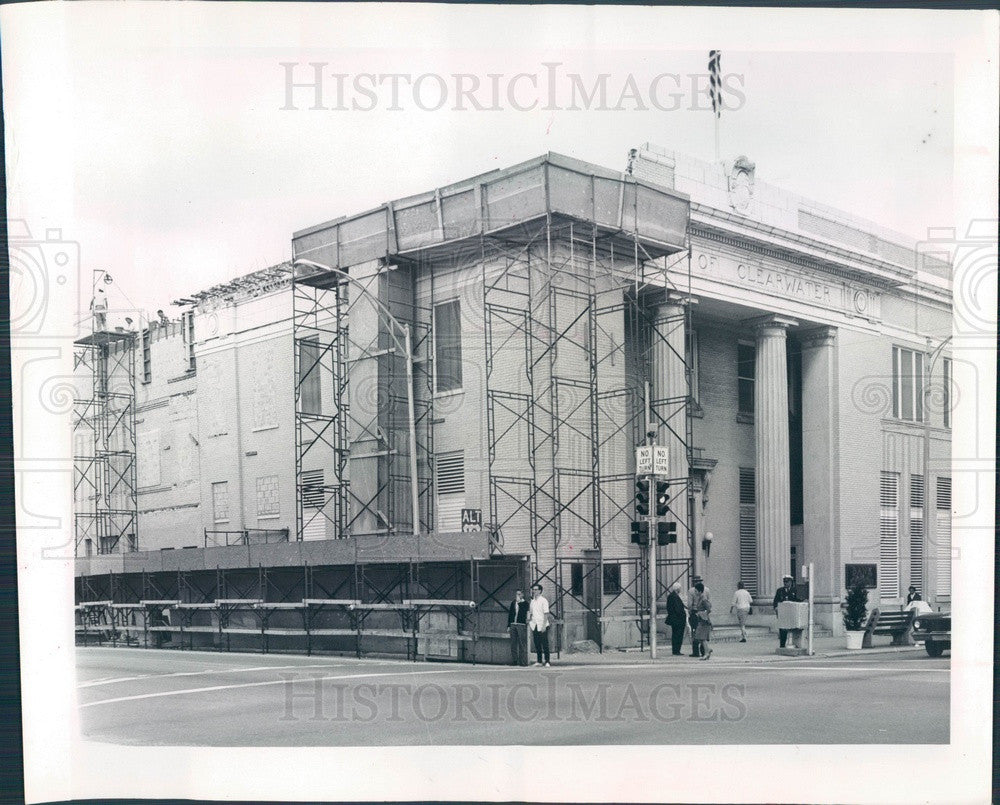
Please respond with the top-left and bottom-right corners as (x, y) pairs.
(942, 357), (951, 429)
(212, 481), (230, 523)
(182, 310), (196, 371)
(298, 338), (322, 414)
(99, 535), (118, 555)
(142, 329), (152, 383)
(935, 477), (951, 596)
(256, 475), (280, 518)
(602, 564), (621, 595)
(687, 329), (700, 404)
(570, 563), (584, 596)
(737, 343), (755, 415)
(739, 467), (757, 595)
(879, 472), (900, 599)
(435, 451), (465, 531)
(892, 346), (924, 422)
(909, 475), (924, 593)
(434, 300), (463, 393)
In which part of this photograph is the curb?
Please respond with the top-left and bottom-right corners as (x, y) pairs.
(561, 644), (924, 665)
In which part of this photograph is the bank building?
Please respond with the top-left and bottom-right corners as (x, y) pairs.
(73, 144), (953, 659)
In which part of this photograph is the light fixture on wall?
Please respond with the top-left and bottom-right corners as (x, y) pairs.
(702, 531), (714, 556)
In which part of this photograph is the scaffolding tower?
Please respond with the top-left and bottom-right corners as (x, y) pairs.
(482, 203), (694, 648)
(73, 273), (139, 556)
(293, 262), (434, 541)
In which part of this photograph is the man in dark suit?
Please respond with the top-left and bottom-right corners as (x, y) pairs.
(507, 590), (529, 666)
(772, 574), (801, 648)
(665, 583), (687, 656)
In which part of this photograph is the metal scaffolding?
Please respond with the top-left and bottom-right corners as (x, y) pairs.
(293, 263), (434, 541)
(482, 203), (695, 650)
(73, 273), (139, 557)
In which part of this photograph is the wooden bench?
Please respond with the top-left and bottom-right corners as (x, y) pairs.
(862, 608), (915, 648)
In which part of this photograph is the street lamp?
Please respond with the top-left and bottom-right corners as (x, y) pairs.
(922, 334), (952, 605)
(702, 531), (713, 557)
(292, 257), (422, 538)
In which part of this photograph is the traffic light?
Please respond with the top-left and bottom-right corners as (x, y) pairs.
(655, 480), (670, 517)
(635, 477), (650, 516)
(630, 520), (650, 546)
(657, 521), (677, 545)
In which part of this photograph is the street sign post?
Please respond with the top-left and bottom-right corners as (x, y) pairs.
(635, 436), (673, 661)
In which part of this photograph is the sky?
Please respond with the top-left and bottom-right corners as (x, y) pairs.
(1, 4), (994, 324)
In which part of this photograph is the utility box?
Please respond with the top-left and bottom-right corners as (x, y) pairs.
(777, 601), (809, 630)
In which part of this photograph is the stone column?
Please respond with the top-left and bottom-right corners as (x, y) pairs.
(651, 295), (694, 569)
(800, 326), (840, 631)
(752, 315), (797, 598)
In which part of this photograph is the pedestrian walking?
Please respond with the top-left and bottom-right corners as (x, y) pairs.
(730, 581), (753, 642)
(665, 582), (687, 655)
(772, 573), (800, 648)
(528, 583), (551, 667)
(687, 575), (710, 657)
(507, 590), (529, 666)
(693, 582), (713, 660)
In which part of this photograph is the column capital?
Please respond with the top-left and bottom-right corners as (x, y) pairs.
(800, 326), (837, 350)
(744, 314), (798, 334)
(666, 292), (699, 307)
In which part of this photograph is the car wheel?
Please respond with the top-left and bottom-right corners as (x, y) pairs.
(925, 641), (944, 657)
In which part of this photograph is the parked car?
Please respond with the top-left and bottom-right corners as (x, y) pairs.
(911, 611), (950, 657)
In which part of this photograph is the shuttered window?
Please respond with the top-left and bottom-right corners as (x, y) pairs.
(436, 452), (465, 531)
(879, 472), (900, 599)
(909, 475), (924, 593)
(739, 468), (757, 595)
(301, 468), (326, 541)
(935, 477), (951, 596)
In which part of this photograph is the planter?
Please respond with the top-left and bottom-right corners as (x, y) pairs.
(845, 630), (864, 650)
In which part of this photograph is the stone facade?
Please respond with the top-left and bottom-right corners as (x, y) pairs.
(76, 147), (952, 642)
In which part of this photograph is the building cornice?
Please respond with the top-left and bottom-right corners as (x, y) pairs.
(690, 210), (918, 289)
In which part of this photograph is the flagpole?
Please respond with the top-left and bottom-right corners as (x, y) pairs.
(714, 112), (720, 163)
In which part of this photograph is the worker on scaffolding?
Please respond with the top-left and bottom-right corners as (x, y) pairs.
(91, 287), (108, 331)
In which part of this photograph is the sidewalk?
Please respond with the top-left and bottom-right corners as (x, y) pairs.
(553, 634), (924, 665)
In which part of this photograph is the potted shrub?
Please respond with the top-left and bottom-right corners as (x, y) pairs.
(843, 583), (869, 650)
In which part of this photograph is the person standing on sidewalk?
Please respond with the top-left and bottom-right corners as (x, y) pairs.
(528, 583), (552, 667)
(730, 581), (753, 642)
(507, 590), (529, 666)
(687, 575), (710, 657)
(665, 583), (687, 655)
(693, 582), (713, 660)
(772, 574), (800, 648)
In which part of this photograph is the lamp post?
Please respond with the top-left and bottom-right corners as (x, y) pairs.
(292, 258), (422, 538)
(922, 335), (952, 605)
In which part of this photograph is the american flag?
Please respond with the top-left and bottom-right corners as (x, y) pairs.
(708, 50), (722, 117)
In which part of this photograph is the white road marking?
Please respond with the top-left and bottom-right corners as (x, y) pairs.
(78, 664), (347, 688)
(80, 666), (499, 708)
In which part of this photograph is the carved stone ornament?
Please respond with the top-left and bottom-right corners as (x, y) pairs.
(728, 156), (756, 215)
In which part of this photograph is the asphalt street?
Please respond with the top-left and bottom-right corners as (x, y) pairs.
(77, 646), (949, 745)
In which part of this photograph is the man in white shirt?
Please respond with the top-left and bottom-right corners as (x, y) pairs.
(528, 583), (551, 666)
(730, 581), (753, 642)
